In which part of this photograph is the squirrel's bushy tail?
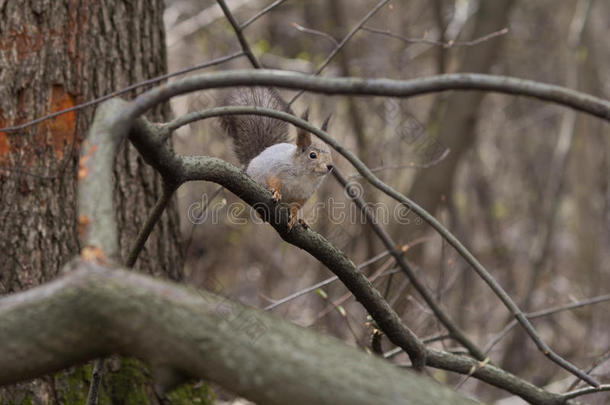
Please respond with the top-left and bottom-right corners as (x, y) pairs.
(220, 87), (291, 165)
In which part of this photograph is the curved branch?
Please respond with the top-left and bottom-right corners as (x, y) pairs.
(77, 99), (125, 261)
(128, 111), (427, 370)
(0, 260), (581, 405)
(158, 105), (600, 386)
(126, 109), (589, 403)
(331, 168), (486, 361)
(0, 261), (477, 405)
(112, 70), (610, 140)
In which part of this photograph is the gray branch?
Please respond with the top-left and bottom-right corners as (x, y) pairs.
(127, 108), (583, 404)
(111, 70), (610, 141)
(0, 260), (478, 405)
(159, 105), (600, 387)
(128, 108), (427, 369)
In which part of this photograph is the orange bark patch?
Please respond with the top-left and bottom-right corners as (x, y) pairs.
(81, 246), (107, 264)
(0, 132), (8, 158)
(0, 108), (10, 168)
(78, 142), (98, 180)
(77, 215), (91, 238)
(43, 85), (77, 159)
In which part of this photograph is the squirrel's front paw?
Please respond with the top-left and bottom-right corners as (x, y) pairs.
(270, 188), (282, 203)
(287, 213), (298, 231)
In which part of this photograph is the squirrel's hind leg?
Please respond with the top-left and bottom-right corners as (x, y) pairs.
(288, 200), (307, 230)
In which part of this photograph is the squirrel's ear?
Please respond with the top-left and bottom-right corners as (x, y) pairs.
(321, 114), (332, 132)
(296, 108), (311, 151)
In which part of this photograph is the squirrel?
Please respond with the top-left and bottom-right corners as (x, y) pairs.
(220, 87), (333, 229)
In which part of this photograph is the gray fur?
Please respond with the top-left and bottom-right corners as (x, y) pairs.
(220, 87), (292, 165)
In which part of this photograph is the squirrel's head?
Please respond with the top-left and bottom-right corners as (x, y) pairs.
(295, 110), (333, 177)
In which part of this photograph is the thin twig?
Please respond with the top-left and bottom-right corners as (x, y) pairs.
(483, 294), (610, 354)
(125, 183), (179, 268)
(310, 259), (398, 324)
(348, 148), (450, 179)
(315, 289), (363, 347)
(217, 0), (262, 68)
(291, 22), (339, 46)
(240, 0), (288, 29)
(288, 0), (390, 105)
(265, 249), (392, 310)
(567, 349), (610, 391)
(362, 26), (509, 48)
(333, 168), (486, 360)
(561, 384), (610, 400)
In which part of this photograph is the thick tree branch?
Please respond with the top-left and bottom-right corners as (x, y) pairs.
(128, 109), (427, 369)
(70, 68), (610, 398)
(77, 99), (124, 261)
(0, 260), (581, 405)
(6, 96), (589, 404)
(156, 105), (600, 386)
(0, 260), (478, 405)
(127, 108), (586, 403)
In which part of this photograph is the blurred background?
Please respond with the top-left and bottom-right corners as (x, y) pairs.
(164, 0), (609, 403)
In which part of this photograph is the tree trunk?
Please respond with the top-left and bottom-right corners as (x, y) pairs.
(0, 0), (184, 402)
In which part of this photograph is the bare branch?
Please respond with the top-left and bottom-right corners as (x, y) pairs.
(362, 26), (509, 48)
(561, 384), (610, 401)
(153, 103), (603, 386)
(288, 0), (390, 105)
(167, 0), (255, 46)
(348, 148), (451, 179)
(85, 67), (610, 386)
(0, 261), (478, 405)
(217, 0), (262, 68)
(332, 168), (486, 360)
(127, 107), (427, 369)
(77, 99), (123, 261)
(425, 350), (576, 405)
(240, 0), (288, 30)
(483, 294), (610, 354)
(567, 349), (610, 391)
(264, 249), (392, 310)
(291, 22), (339, 46)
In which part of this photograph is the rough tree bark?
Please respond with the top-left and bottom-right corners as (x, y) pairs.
(0, 261), (481, 405)
(0, 0), (183, 402)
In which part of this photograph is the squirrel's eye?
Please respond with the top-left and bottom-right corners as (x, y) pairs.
(309, 152), (317, 159)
